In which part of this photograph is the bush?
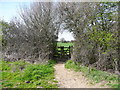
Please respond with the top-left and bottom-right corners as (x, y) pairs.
(48, 60), (57, 66)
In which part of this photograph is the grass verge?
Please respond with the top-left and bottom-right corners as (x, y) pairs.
(65, 60), (119, 88)
(1, 59), (58, 88)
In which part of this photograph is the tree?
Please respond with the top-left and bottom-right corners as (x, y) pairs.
(59, 2), (118, 72)
(3, 2), (62, 63)
(0, 20), (11, 49)
(60, 38), (66, 43)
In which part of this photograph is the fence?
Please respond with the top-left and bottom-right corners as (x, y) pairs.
(54, 46), (73, 59)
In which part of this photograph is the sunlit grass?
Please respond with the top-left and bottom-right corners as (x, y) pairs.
(1, 60), (58, 88)
(57, 42), (74, 47)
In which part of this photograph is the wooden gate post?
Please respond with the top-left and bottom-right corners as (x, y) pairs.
(60, 46), (64, 58)
(70, 46), (73, 58)
(69, 46), (70, 58)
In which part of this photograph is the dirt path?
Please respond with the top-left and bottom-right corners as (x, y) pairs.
(54, 63), (109, 88)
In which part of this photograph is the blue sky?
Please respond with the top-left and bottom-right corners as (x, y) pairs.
(0, 1), (74, 41)
(0, 2), (31, 22)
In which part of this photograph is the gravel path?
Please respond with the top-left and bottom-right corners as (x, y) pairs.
(54, 63), (109, 88)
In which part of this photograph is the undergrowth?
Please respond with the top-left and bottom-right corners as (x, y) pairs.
(65, 60), (119, 88)
(1, 59), (58, 88)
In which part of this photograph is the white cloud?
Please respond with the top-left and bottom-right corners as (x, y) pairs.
(58, 31), (75, 41)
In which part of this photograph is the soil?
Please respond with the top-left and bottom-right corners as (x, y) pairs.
(54, 62), (110, 88)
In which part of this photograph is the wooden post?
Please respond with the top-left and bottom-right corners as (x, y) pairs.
(70, 46), (73, 58)
(69, 46), (71, 58)
(61, 46), (64, 58)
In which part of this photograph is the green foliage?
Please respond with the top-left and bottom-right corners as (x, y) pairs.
(87, 2), (117, 53)
(22, 64), (54, 81)
(48, 60), (57, 67)
(65, 60), (77, 69)
(0, 20), (10, 47)
(89, 30), (115, 52)
(1, 62), (11, 71)
(1, 60), (58, 88)
(65, 60), (119, 88)
(0, 20), (10, 28)
(70, 2), (118, 73)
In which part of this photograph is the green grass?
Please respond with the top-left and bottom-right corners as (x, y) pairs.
(1, 60), (58, 88)
(57, 42), (73, 47)
(65, 60), (119, 88)
(57, 42), (73, 52)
